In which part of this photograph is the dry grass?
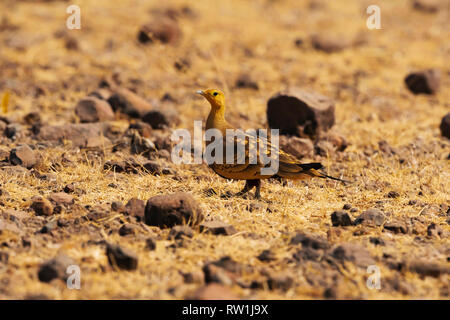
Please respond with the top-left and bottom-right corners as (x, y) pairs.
(0, 0), (448, 299)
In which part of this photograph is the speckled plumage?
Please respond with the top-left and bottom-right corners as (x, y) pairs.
(198, 89), (345, 198)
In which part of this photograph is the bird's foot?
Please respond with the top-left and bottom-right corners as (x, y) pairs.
(220, 191), (234, 199)
(254, 184), (261, 200)
(234, 190), (251, 199)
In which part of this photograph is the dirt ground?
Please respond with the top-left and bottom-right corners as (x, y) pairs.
(0, 0), (448, 299)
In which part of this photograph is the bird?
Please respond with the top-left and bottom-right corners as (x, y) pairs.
(196, 88), (346, 199)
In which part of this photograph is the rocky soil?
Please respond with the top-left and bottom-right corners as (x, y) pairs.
(0, 0), (448, 299)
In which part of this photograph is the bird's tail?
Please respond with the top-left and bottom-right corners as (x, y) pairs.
(299, 163), (348, 184)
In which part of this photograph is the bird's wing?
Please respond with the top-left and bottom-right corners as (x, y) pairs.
(211, 130), (296, 178)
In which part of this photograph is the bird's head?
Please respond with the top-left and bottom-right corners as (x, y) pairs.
(196, 89), (225, 110)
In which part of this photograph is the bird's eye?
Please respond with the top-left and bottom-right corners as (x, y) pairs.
(213, 92), (218, 96)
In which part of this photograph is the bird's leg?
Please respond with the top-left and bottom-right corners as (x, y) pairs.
(236, 180), (261, 199)
(235, 180), (254, 197)
(253, 180), (261, 200)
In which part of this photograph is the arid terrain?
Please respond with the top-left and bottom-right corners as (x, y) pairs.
(0, 0), (448, 299)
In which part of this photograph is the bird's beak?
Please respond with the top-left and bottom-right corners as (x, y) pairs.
(196, 90), (204, 96)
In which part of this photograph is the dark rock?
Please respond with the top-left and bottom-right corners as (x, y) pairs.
(310, 34), (351, 53)
(10, 144), (37, 169)
(404, 69), (440, 94)
(64, 35), (78, 50)
(152, 131), (173, 151)
(143, 161), (171, 175)
(290, 232), (328, 250)
(145, 237), (157, 250)
(411, 219), (427, 235)
(103, 160), (129, 173)
(169, 225), (194, 240)
(386, 191), (400, 198)
(104, 158), (164, 175)
(314, 140), (335, 156)
(128, 121), (152, 138)
(88, 88), (112, 101)
(427, 223), (443, 238)
(343, 203), (352, 210)
(38, 254), (75, 282)
(319, 130), (348, 152)
(106, 243), (138, 271)
(354, 209), (385, 226)
(413, 0), (439, 13)
(137, 17), (181, 45)
(199, 220), (237, 235)
(142, 109), (179, 129)
(130, 131), (156, 157)
(384, 220), (408, 234)
(440, 112), (450, 139)
(48, 192), (74, 206)
(86, 205), (110, 221)
(0, 251), (9, 264)
(57, 218), (69, 228)
(211, 256), (243, 274)
(257, 249), (276, 262)
(145, 193), (203, 228)
(75, 97), (115, 123)
(331, 243), (375, 267)
(107, 87), (153, 118)
(386, 277), (415, 295)
(130, 131), (157, 155)
(174, 59), (190, 72)
(157, 149), (171, 160)
(124, 198), (146, 221)
(31, 196), (54, 216)
(294, 38), (303, 47)
(36, 123), (111, 148)
(293, 247), (323, 262)
(5, 123), (21, 139)
(202, 264), (234, 286)
(235, 74), (259, 90)
(64, 183), (75, 194)
(369, 237), (385, 246)
(24, 112), (41, 125)
(267, 273), (294, 291)
(181, 271), (204, 284)
(111, 201), (125, 212)
(331, 210), (353, 226)
(378, 140), (395, 155)
(267, 88), (335, 139)
(323, 287), (338, 299)
(53, 205), (63, 215)
(279, 135), (314, 159)
(40, 220), (57, 233)
(22, 236), (32, 247)
(407, 260), (450, 277)
(119, 223), (138, 236)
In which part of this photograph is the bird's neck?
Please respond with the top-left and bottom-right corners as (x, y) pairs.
(206, 106), (227, 133)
